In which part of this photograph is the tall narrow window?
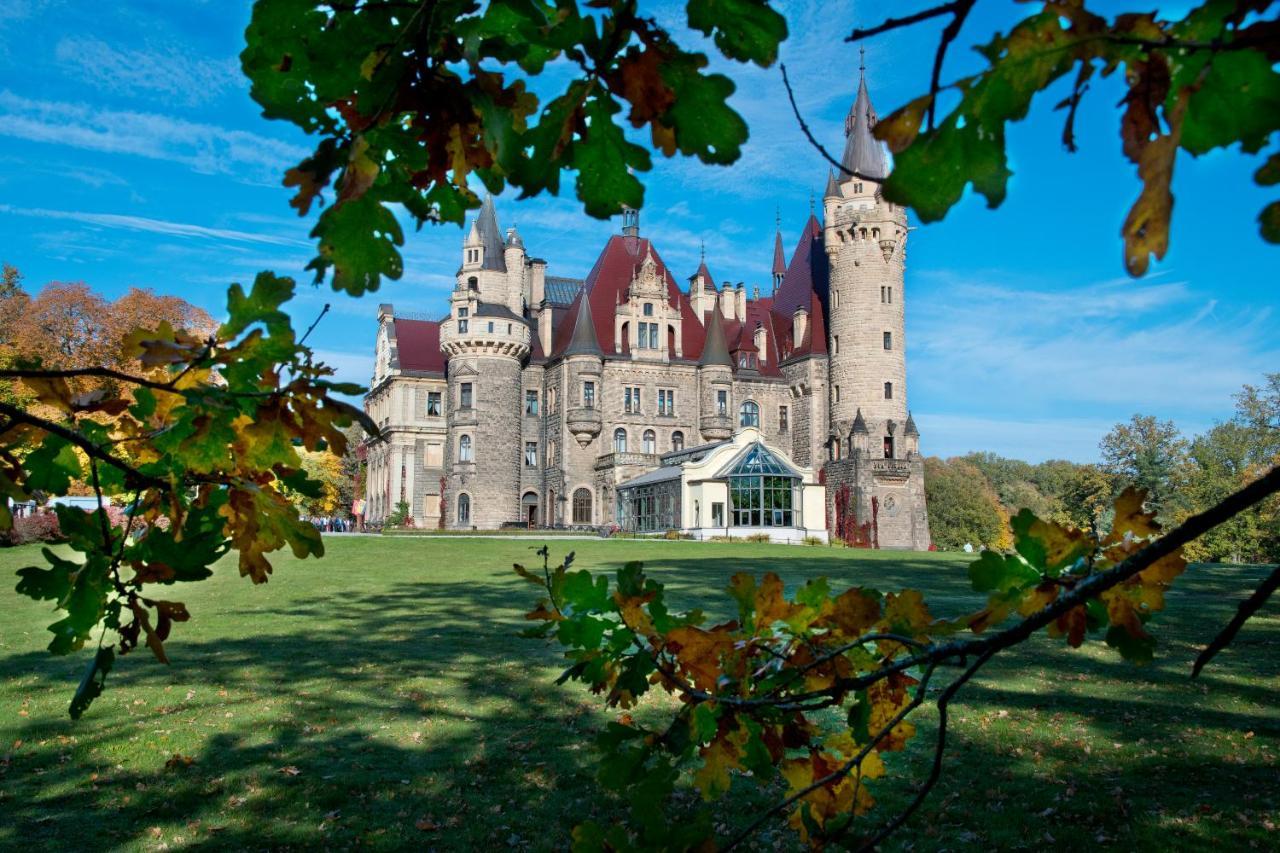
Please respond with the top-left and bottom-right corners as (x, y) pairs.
(671, 431), (685, 452)
(637, 322), (649, 349)
(643, 430), (656, 454)
(716, 389), (728, 416)
(548, 387), (557, 414)
(833, 289), (840, 309)
(457, 306), (469, 333)
(625, 386), (641, 413)
(572, 488), (592, 524)
(459, 434), (473, 462)
(583, 381), (595, 409)
(614, 428), (628, 454)
(525, 442), (538, 467)
(833, 335), (839, 355)
(834, 385), (841, 403)
(779, 405), (789, 432)
(467, 276), (478, 290)
(739, 400), (760, 428)
(525, 389), (539, 415)
(648, 323), (658, 349)
(426, 391), (442, 417)
(458, 493), (471, 523)
(460, 382), (473, 409)
(884, 381), (893, 399)
(883, 331), (892, 350)
(884, 436), (895, 459)
(643, 303), (654, 316)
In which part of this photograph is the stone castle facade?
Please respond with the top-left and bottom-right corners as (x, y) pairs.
(363, 70), (931, 549)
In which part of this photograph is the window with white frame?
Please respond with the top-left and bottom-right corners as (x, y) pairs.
(459, 434), (473, 462)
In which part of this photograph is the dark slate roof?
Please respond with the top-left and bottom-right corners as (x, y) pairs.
(545, 276), (584, 306)
(474, 303), (524, 320)
(392, 318), (445, 375)
(905, 411), (919, 436)
(841, 73), (889, 181)
(562, 286), (604, 357)
(772, 229), (786, 277)
(618, 465), (683, 489)
(699, 302), (733, 368)
(824, 168), (840, 197)
(475, 195), (506, 272)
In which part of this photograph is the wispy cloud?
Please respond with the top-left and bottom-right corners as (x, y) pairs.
(0, 204), (307, 247)
(907, 272), (1280, 431)
(54, 36), (241, 106)
(0, 91), (308, 182)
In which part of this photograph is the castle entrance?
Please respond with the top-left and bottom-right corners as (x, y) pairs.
(521, 492), (539, 528)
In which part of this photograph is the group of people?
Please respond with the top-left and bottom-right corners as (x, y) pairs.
(306, 516), (358, 533)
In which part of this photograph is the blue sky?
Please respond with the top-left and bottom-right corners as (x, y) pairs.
(1, 0), (1276, 462)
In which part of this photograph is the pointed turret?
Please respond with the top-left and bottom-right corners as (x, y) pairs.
(563, 290), (603, 357)
(771, 222), (786, 293)
(475, 194), (506, 272)
(699, 302), (733, 368)
(824, 168), (840, 198)
(840, 59), (889, 181)
(851, 408), (868, 434)
(904, 411), (919, 436)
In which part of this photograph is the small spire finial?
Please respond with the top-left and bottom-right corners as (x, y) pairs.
(775, 205), (781, 230)
(859, 45), (866, 75)
(700, 239), (705, 262)
(809, 191), (815, 214)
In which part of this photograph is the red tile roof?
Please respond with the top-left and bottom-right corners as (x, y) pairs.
(392, 318), (446, 375)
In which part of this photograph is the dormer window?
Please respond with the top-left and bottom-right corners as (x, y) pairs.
(643, 303), (654, 316)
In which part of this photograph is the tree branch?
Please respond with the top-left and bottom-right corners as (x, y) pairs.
(846, 2), (965, 43)
(780, 63), (854, 177)
(1192, 562), (1280, 677)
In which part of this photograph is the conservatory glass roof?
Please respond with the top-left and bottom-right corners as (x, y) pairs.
(716, 442), (800, 479)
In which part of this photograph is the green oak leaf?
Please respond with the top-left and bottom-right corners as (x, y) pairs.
(686, 0), (787, 66)
(308, 194), (405, 295)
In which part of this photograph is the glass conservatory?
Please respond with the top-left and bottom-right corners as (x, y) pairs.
(722, 443), (802, 528)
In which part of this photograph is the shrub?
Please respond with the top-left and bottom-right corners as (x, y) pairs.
(662, 529), (682, 540)
(803, 535), (825, 547)
(746, 532), (772, 543)
(8, 511), (64, 545)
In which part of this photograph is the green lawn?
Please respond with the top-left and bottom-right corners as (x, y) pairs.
(1, 538), (1276, 851)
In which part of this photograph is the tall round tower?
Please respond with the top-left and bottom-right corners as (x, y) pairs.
(441, 198), (530, 529)
(821, 56), (930, 550)
(823, 65), (909, 456)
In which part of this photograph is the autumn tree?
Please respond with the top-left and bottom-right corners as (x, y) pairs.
(922, 456), (1007, 549)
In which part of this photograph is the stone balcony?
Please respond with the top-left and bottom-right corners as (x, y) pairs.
(594, 451), (661, 472)
(868, 458), (912, 482)
(699, 414), (733, 441)
(566, 406), (602, 446)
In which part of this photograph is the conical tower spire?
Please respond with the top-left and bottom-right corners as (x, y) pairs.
(474, 194), (507, 272)
(699, 301), (733, 368)
(840, 52), (889, 181)
(771, 214), (786, 294)
(563, 289), (603, 357)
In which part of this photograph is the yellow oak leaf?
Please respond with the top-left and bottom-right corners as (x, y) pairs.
(828, 587), (881, 637)
(693, 737), (739, 800)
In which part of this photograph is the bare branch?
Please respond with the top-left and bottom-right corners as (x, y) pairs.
(1192, 563), (1280, 677)
(846, 2), (965, 43)
(780, 63), (854, 177)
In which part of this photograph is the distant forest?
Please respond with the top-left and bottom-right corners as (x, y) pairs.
(925, 375), (1279, 565)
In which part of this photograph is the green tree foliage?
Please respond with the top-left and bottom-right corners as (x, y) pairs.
(869, 0), (1280, 274)
(240, 0), (788, 295)
(1100, 414), (1189, 517)
(922, 457), (1007, 549)
(518, 482), (1256, 848)
(1, 273), (372, 717)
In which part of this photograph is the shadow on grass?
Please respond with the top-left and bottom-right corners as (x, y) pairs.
(1, 550), (1276, 851)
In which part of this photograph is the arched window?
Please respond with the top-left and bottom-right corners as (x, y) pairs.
(467, 276), (478, 290)
(459, 434), (473, 462)
(614, 428), (628, 454)
(884, 381), (893, 400)
(572, 488), (592, 524)
(739, 400), (760, 428)
(457, 493), (471, 524)
(671, 431), (685, 452)
(643, 430), (656, 454)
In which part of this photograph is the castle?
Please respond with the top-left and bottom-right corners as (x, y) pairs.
(363, 69), (931, 549)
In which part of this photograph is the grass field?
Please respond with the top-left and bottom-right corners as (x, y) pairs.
(1, 537), (1276, 851)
